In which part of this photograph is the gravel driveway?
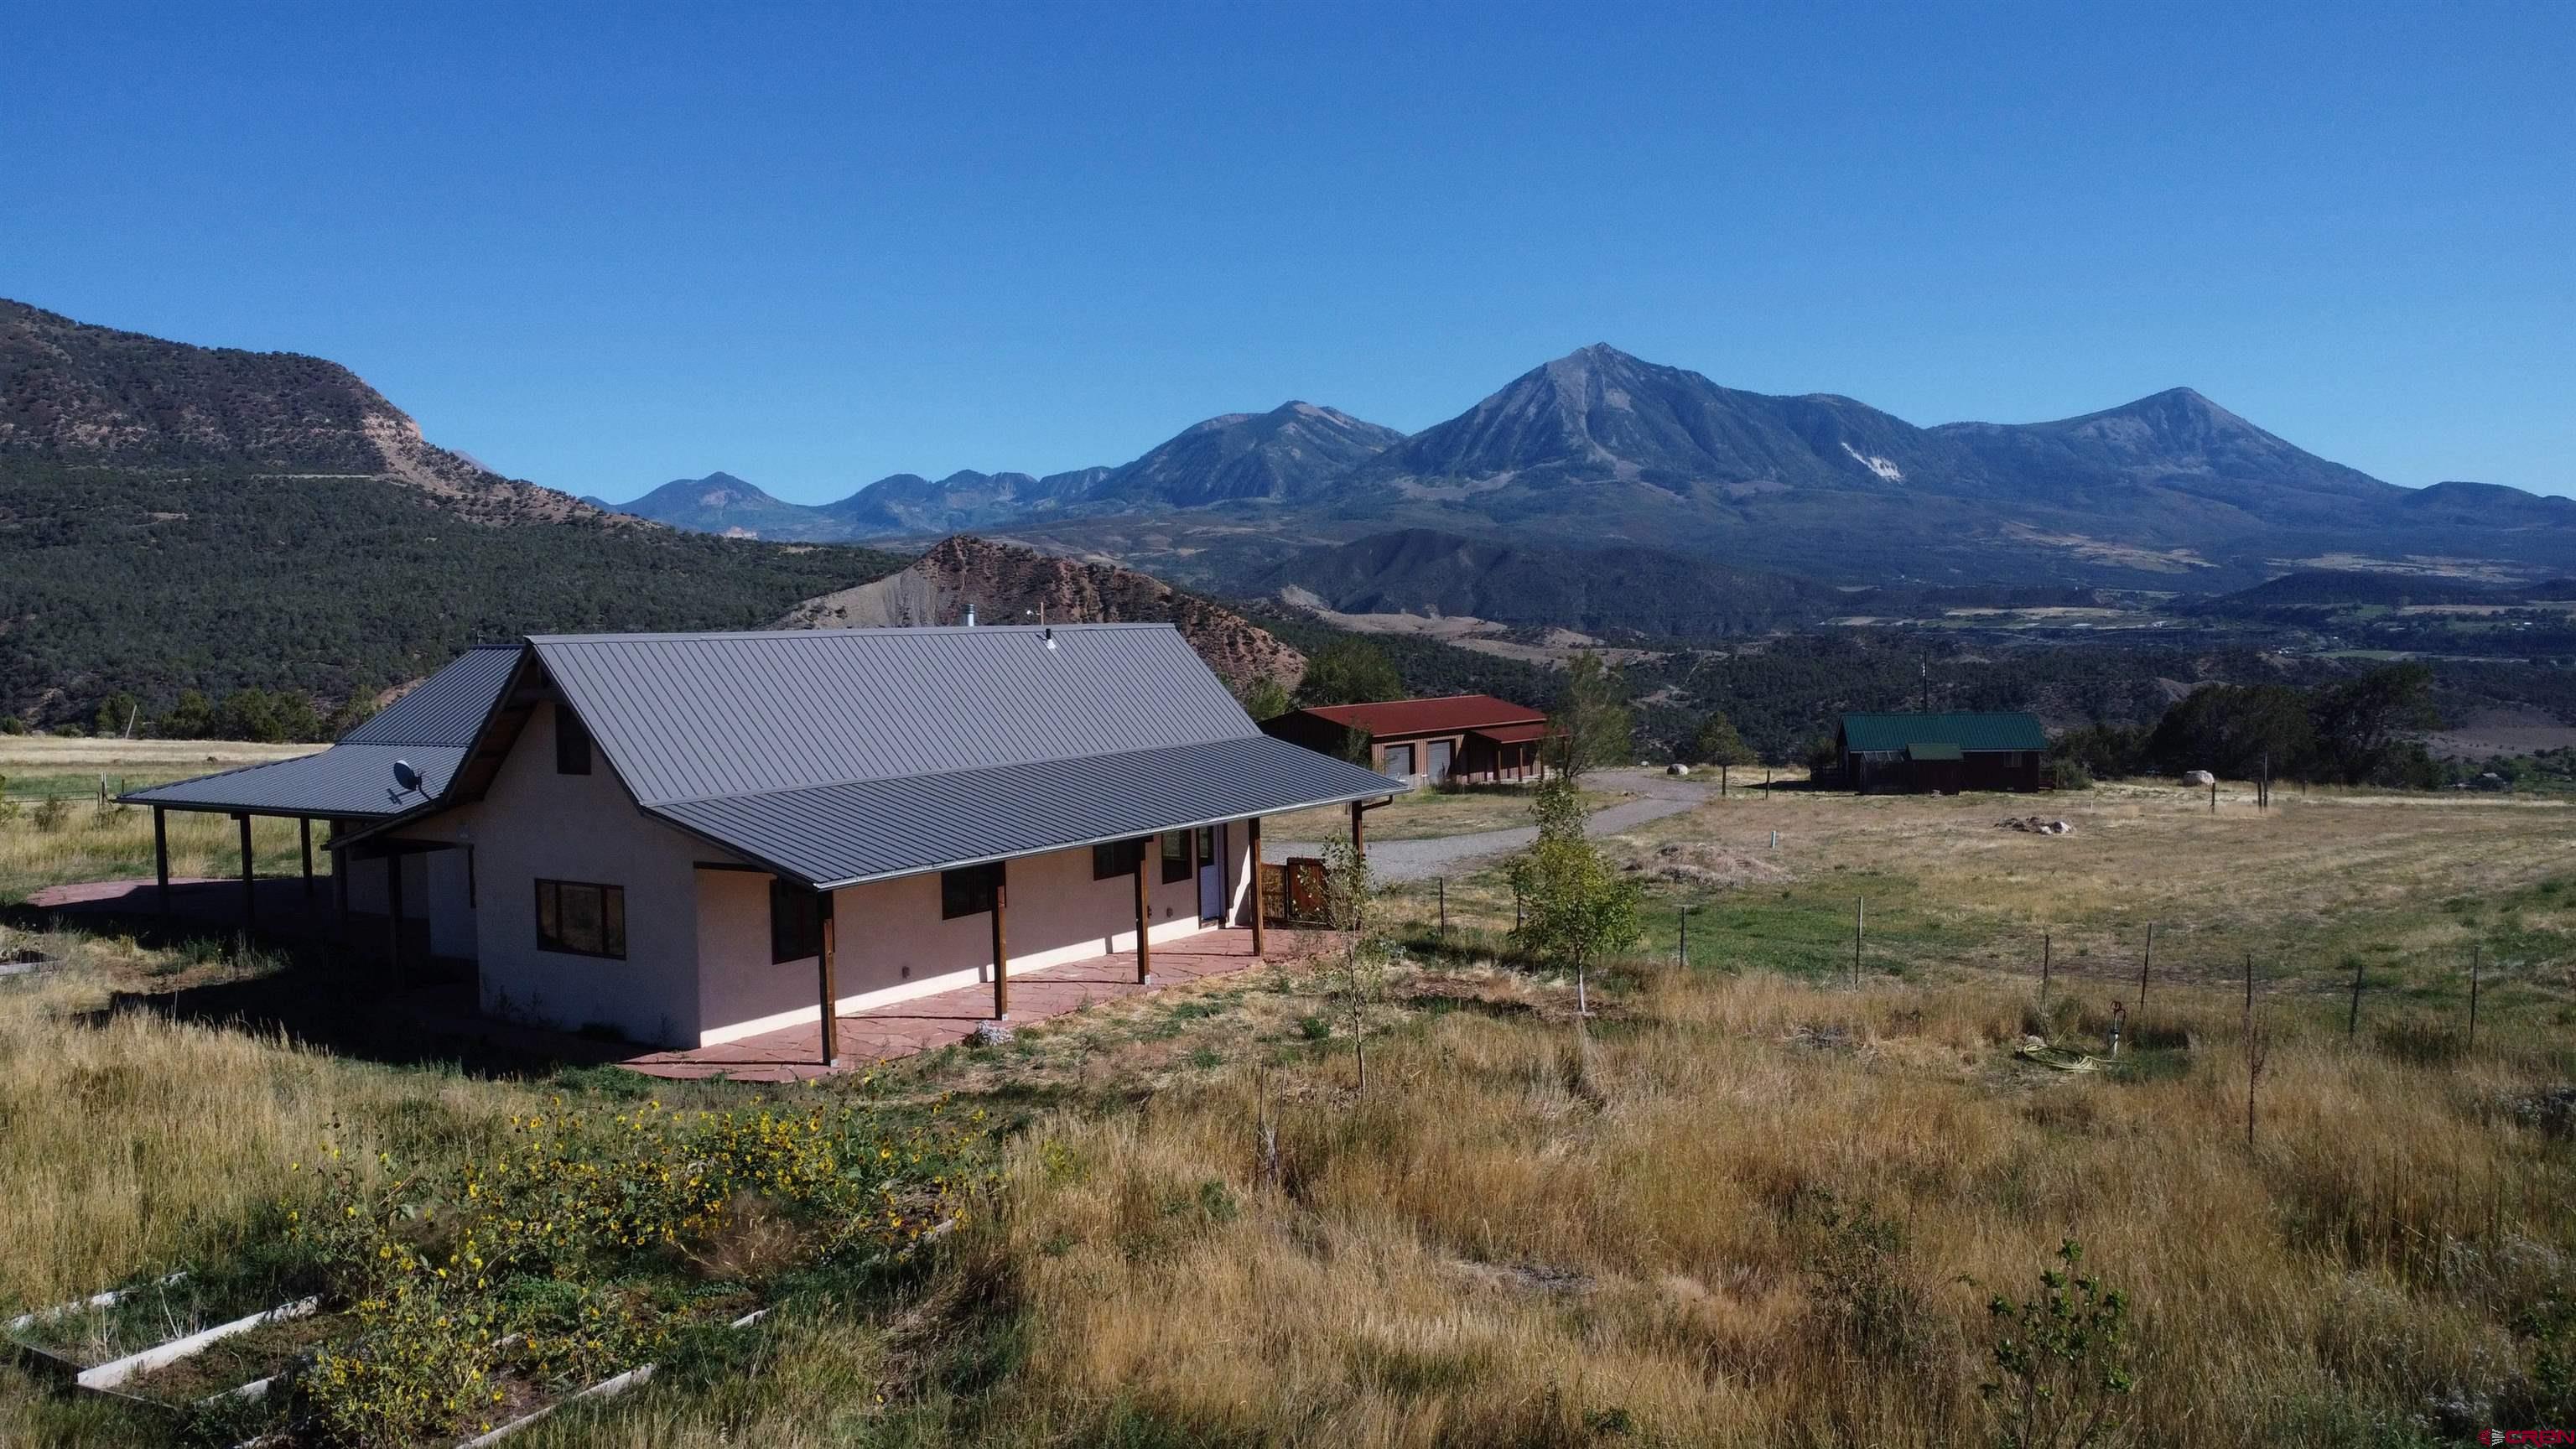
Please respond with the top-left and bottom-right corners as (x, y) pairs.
(1265, 768), (1715, 882)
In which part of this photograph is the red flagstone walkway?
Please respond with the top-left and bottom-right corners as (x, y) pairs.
(621, 927), (1324, 1083)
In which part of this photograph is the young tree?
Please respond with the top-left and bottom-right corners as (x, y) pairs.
(1506, 780), (1644, 1016)
(1299, 637), (1403, 707)
(1233, 674), (1291, 722)
(1689, 710), (1756, 766)
(1317, 835), (1397, 1089)
(2310, 662), (2438, 785)
(159, 689), (217, 740)
(1690, 709), (1758, 787)
(93, 691), (141, 739)
(1548, 652), (1632, 785)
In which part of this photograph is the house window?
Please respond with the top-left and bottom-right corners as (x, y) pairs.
(942, 862), (1000, 919)
(1381, 742), (1416, 779)
(535, 879), (625, 958)
(1194, 825), (1216, 870)
(770, 877), (823, 963)
(555, 705), (592, 775)
(1093, 839), (1143, 880)
(1160, 829), (1192, 883)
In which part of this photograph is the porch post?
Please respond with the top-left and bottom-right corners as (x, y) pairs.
(818, 894), (839, 1067)
(1349, 800), (1366, 864)
(990, 861), (1010, 1020)
(1133, 841), (1152, 984)
(1247, 816), (1266, 958)
(384, 851), (404, 971)
(236, 813), (256, 929)
(153, 806), (170, 917)
(299, 818), (314, 898)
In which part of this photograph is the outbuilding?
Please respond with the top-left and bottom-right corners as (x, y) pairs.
(1260, 694), (1552, 787)
(1835, 711), (2048, 793)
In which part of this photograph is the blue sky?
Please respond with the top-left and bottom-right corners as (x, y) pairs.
(6, 3), (2571, 501)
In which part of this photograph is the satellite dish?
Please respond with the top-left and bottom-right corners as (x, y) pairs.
(392, 759), (423, 796)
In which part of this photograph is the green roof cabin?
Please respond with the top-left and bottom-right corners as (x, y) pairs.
(1835, 712), (2048, 794)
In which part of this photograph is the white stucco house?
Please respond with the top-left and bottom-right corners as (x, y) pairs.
(127, 625), (1394, 1058)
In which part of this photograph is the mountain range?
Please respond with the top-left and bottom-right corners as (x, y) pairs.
(599, 343), (2576, 591)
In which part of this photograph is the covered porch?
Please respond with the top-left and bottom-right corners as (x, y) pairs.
(623, 927), (1314, 1082)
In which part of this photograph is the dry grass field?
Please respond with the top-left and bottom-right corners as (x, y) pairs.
(3, 774), (2571, 1446)
(0, 737), (325, 906)
(1267, 782), (1633, 844)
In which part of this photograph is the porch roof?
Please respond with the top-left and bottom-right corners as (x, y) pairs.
(120, 744), (470, 818)
(654, 734), (1395, 889)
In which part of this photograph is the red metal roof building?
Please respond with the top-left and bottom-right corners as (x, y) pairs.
(1260, 694), (1552, 786)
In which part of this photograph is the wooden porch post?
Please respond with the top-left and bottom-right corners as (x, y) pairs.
(153, 806), (170, 917)
(236, 813), (256, 929)
(384, 851), (404, 972)
(990, 861), (1010, 1021)
(1247, 816), (1266, 958)
(818, 894), (839, 1067)
(1349, 800), (1366, 864)
(299, 818), (314, 898)
(1133, 841), (1152, 984)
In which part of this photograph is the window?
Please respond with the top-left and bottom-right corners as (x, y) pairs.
(1160, 829), (1192, 883)
(770, 877), (823, 963)
(1194, 825), (1216, 870)
(1093, 839), (1143, 880)
(555, 705), (592, 775)
(535, 879), (625, 958)
(942, 862), (1000, 919)
(1381, 742), (1415, 779)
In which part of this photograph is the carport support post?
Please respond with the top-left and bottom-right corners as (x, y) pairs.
(384, 851), (404, 972)
(1349, 801), (1366, 864)
(1246, 817), (1266, 958)
(299, 818), (314, 898)
(236, 813), (256, 930)
(1133, 842), (1153, 984)
(990, 861), (1010, 1021)
(153, 807), (170, 916)
(818, 896), (839, 1067)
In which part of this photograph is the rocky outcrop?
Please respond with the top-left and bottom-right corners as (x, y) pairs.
(776, 535), (1304, 691)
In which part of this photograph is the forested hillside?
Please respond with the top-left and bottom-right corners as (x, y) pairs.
(0, 462), (907, 727)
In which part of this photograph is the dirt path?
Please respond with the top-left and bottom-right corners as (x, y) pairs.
(1265, 768), (1714, 881)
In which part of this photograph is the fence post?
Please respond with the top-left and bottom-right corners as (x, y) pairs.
(2468, 943), (2481, 1052)
(2349, 954), (2364, 1038)
(2138, 921), (2153, 1012)
(1437, 876), (1447, 944)
(1678, 905), (1689, 969)
(2040, 930), (2051, 1005)
(1852, 896), (1864, 989)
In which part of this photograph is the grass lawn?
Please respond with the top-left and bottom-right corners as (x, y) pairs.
(1266, 782), (1635, 843)
(5, 774), (2574, 1445)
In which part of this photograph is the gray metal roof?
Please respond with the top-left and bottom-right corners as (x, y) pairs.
(122, 745), (468, 817)
(654, 734), (1396, 887)
(531, 624), (1257, 805)
(340, 643), (524, 747)
(118, 641), (522, 817)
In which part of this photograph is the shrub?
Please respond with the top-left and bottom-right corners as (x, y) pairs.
(290, 1098), (990, 1443)
(32, 795), (72, 832)
(1980, 1239), (2134, 1449)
